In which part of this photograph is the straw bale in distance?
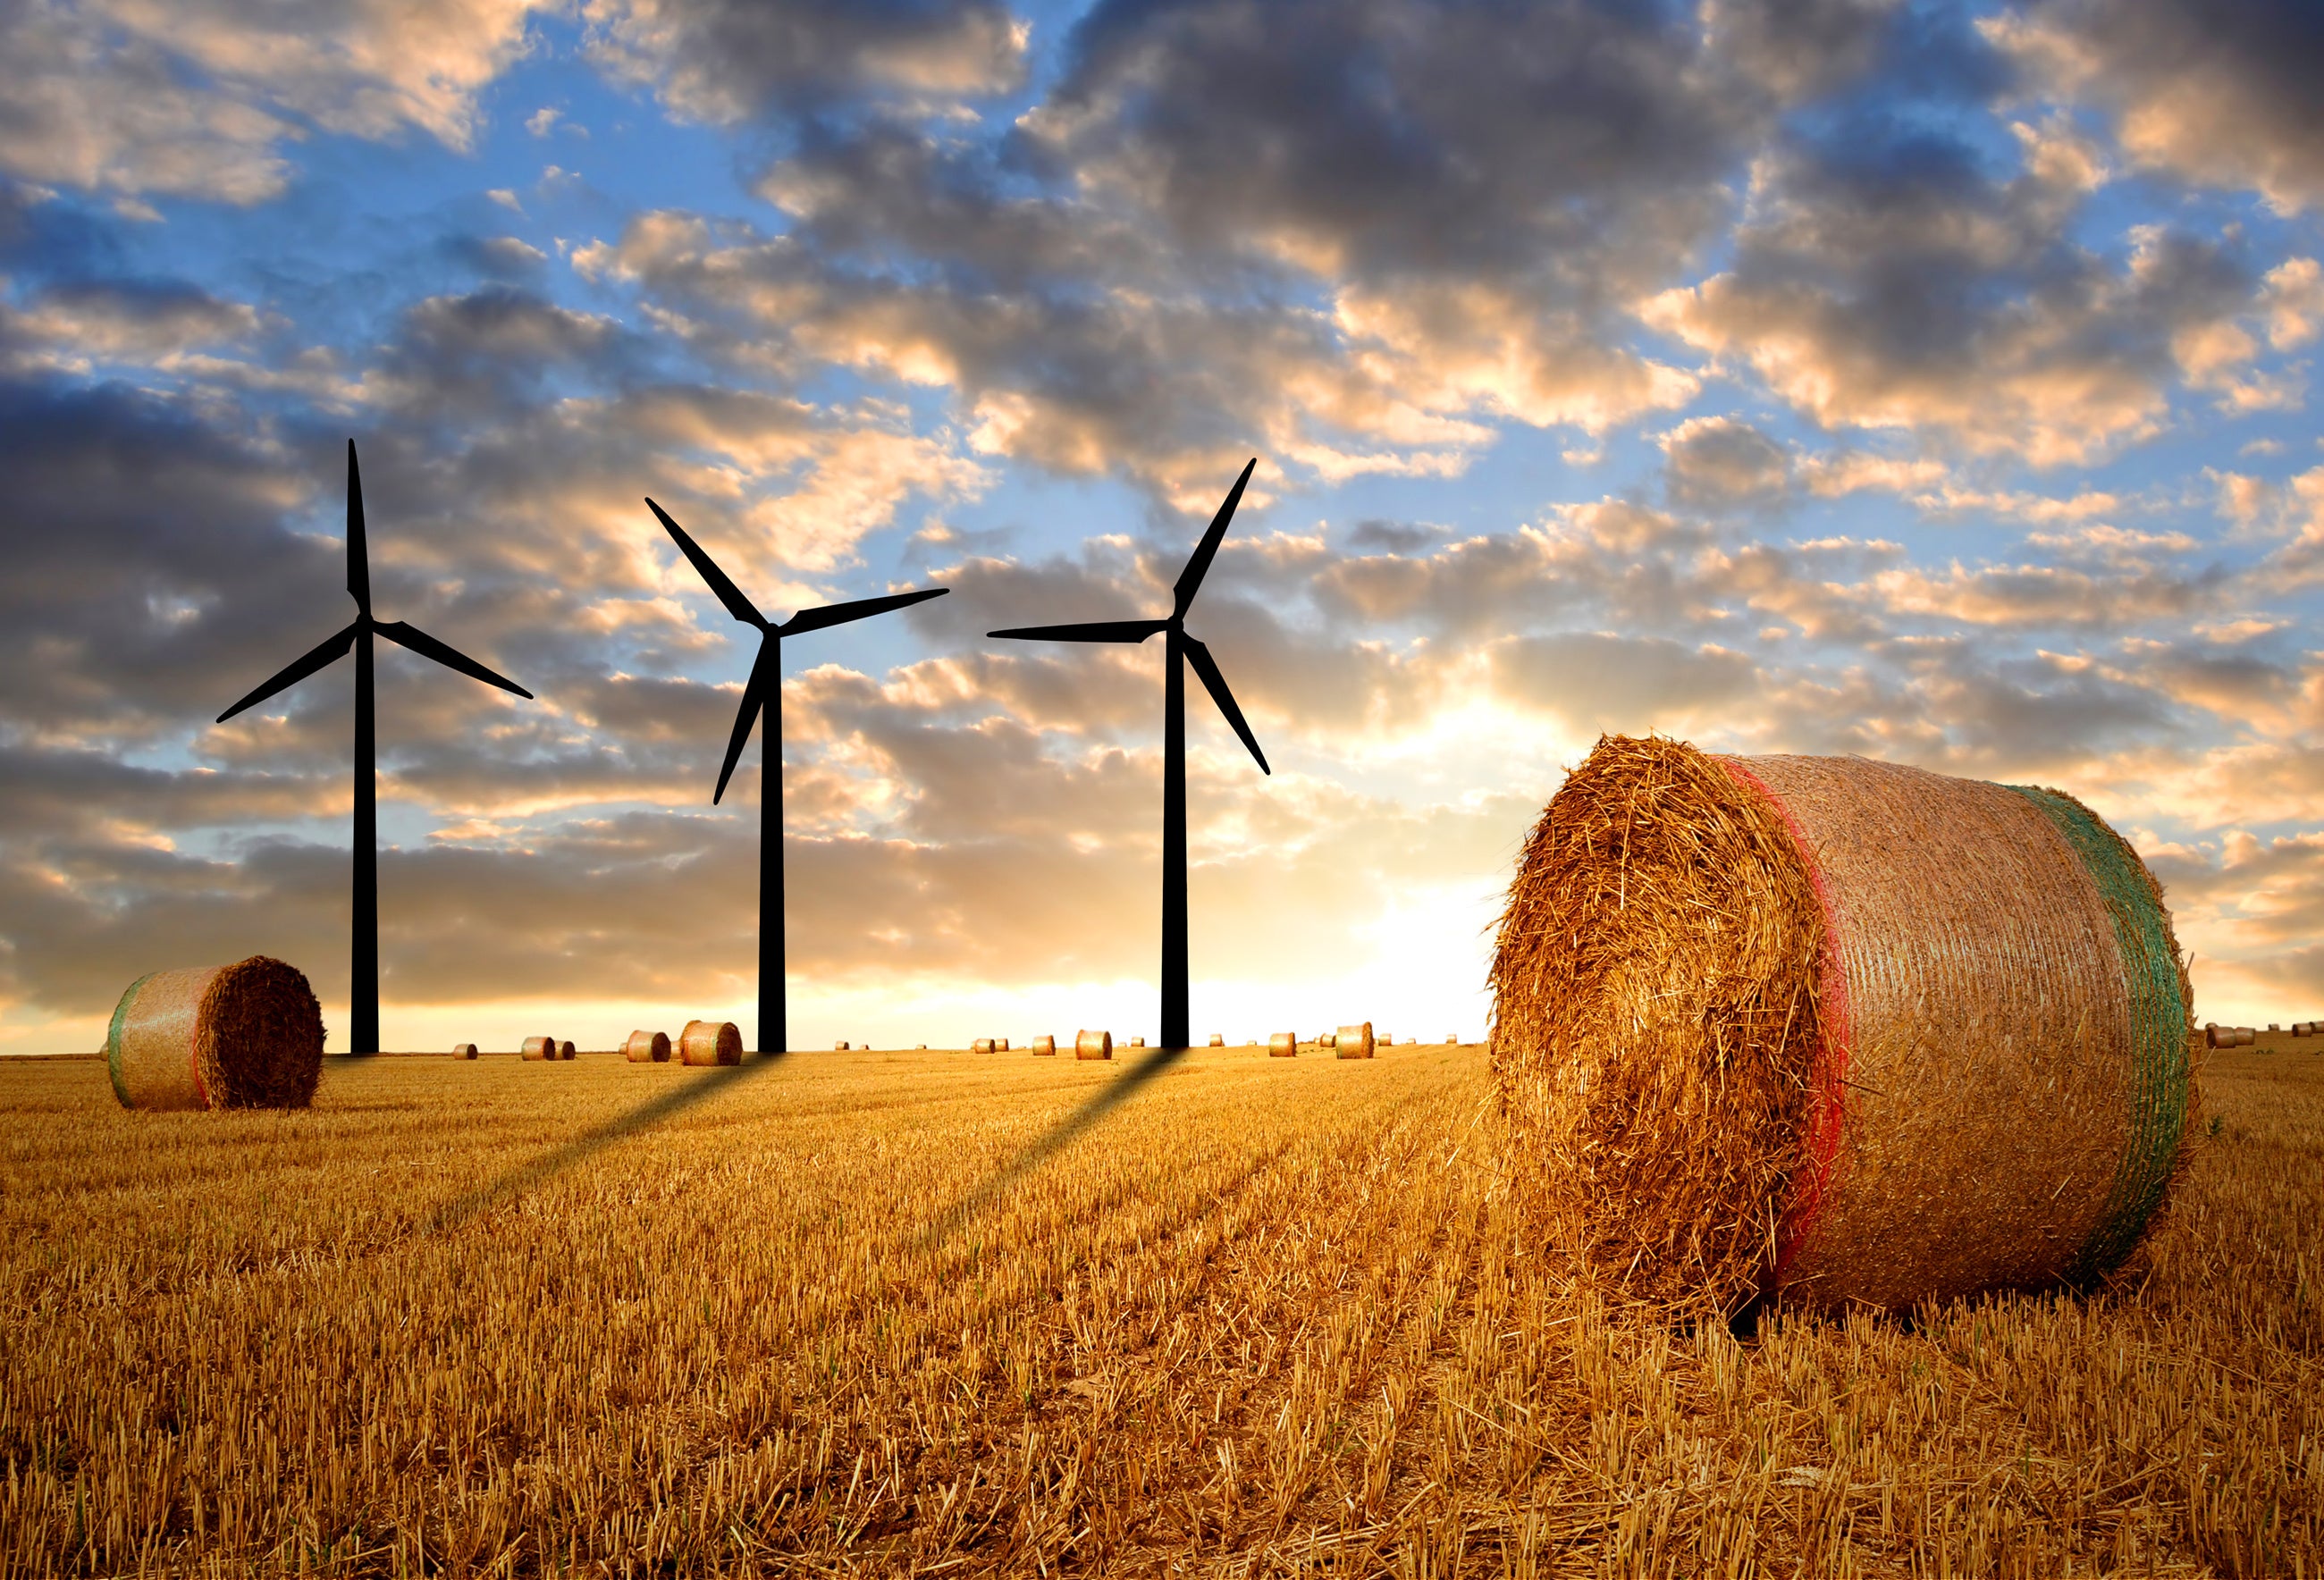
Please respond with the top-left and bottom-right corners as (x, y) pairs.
(1208, 1033), (1225, 1046)
(452, 1042), (477, 1059)
(558, 1040), (576, 1060)
(998, 1038), (1010, 1051)
(1490, 734), (2197, 1315)
(678, 1021), (742, 1066)
(1379, 1034), (1394, 1046)
(1075, 1030), (1111, 1061)
(1268, 1032), (1297, 1058)
(105, 957), (324, 1111)
(624, 1030), (671, 1063)
(1131, 1037), (1147, 1047)
(973, 1038), (997, 1054)
(1031, 1035), (1057, 1055)
(521, 1036), (556, 1062)
(836, 1040), (850, 1050)
(1335, 1022), (1374, 1060)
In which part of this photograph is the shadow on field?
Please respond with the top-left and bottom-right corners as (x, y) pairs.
(914, 1042), (1195, 1253)
(425, 1056), (784, 1232)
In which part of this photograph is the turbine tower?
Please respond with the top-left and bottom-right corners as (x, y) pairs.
(219, 441), (533, 1055)
(989, 458), (1269, 1050)
(646, 499), (949, 1057)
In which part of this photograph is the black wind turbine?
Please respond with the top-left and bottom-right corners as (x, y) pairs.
(989, 458), (1268, 1050)
(218, 441), (534, 1055)
(646, 498), (948, 1057)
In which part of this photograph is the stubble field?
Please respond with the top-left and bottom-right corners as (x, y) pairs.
(1, 1038), (2317, 1577)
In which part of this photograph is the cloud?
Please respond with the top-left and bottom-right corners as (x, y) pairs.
(1990, 0), (2324, 213)
(582, 0), (1027, 122)
(0, 0), (543, 203)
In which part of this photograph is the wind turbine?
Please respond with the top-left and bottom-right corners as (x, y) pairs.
(645, 498), (948, 1057)
(989, 458), (1269, 1050)
(218, 441), (533, 1055)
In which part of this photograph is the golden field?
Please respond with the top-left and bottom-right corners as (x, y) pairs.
(0, 1038), (2317, 1577)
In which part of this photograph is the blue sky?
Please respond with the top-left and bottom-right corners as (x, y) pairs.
(1, 0), (2319, 1052)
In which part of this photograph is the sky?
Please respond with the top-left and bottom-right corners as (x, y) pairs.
(0, 0), (2318, 1055)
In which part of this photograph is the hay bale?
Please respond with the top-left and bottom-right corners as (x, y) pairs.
(2239, 1028), (2257, 1046)
(915, 1042), (928, 1049)
(1130, 1036), (1147, 1047)
(1268, 1032), (1297, 1057)
(836, 1040), (850, 1050)
(558, 1039), (576, 1061)
(678, 1020), (742, 1066)
(521, 1036), (557, 1062)
(1319, 1031), (1335, 1050)
(1489, 735), (2197, 1315)
(105, 957), (324, 1111)
(1447, 1034), (1460, 1045)
(998, 1038), (1011, 1051)
(453, 1042), (478, 1059)
(973, 1038), (997, 1054)
(625, 1030), (671, 1063)
(1208, 1033), (1225, 1046)
(1379, 1034), (1394, 1046)
(2206, 1024), (2235, 1050)
(1335, 1022), (1375, 1060)
(1032, 1035), (1057, 1055)
(1075, 1030), (1112, 1060)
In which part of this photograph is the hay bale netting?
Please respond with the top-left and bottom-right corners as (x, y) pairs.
(453, 1042), (478, 1059)
(1075, 1030), (1112, 1061)
(1032, 1035), (1057, 1055)
(625, 1030), (671, 1063)
(1335, 1022), (1375, 1060)
(1489, 735), (2198, 1315)
(1268, 1032), (1298, 1058)
(106, 957), (324, 1112)
(521, 1036), (557, 1062)
(678, 1020), (743, 1066)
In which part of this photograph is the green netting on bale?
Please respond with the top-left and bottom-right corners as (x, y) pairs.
(105, 971), (156, 1109)
(2006, 784), (2192, 1283)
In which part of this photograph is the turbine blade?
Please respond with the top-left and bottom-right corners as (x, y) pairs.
(646, 498), (766, 628)
(780, 584), (948, 637)
(374, 620), (533, 698)
(714, 640), (776, 805)
(216, 620), (361, 722)
(987, 618), (1168, 643)
(346, 439), (371, 616)
(1183, 635), (1269, 775)
(1172, 457), (1256, 618)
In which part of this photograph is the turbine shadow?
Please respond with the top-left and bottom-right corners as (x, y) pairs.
(914, 1042), (1196, 1254)
(425, 1055), (786, 1232)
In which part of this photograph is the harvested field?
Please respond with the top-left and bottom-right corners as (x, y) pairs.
(0, 1041), (2316, 1576)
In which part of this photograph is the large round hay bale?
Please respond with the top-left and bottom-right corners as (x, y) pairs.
(1447, 1033), (1460, 1045)
(521, 1036), (557, 1062)
(625, 1030), (671, 1063)
(678, 1020), (742, 1066)
(973, 1037), (998, 1054)
(836, 1040), (850, 1050)
(557, 1039), (576, 1060)
(453, 1042), (478, 1059)
(1208, 1033), (1225, 1046)
(1075, 1030), (1112, 1060)
(2238, 1027), (2256, 1046)
(1130, 1036), (1147, 1047)
(1032, 1035), (1057, 1055)
(1268, 1032), (1297, 1057)
(998, 1038), (1011, 1051)
(105, 957), (324, 1111)
(1335, 1022), (1375, 1060)
(1489, 735), (2197, 1315)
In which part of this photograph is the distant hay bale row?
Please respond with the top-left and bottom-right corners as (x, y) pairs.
(1490, 735), (2196, 1315)
(626, 1030), (671, 1063)
(679, 1020), (742, 1066)
(2202, 1024), (2257, 1048)
(106, 957), (324, 1112)
(521, 1036), (557, 1062)
(1075, 1030), (1111, 1061)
